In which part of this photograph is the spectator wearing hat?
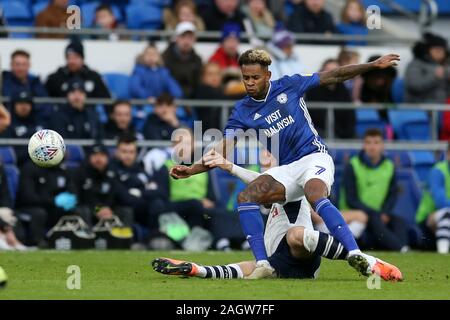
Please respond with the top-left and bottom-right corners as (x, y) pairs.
(209, 23), (241, 70)
(162, 22), (203, 98)
(1, 50), (49, 121)
(49, 78), (103, 139)
(72, 143), (134, 226)
(129, 44), (183, 101)
(242, 0), (276, 38)
(35, 0), (70, 39)
(267, 29), (306, 81)
(287, 0), (335, 39)
(405, 32), (450, 104)
(103, 100), (141, 140)
(142, 93), (181, 141)
(200, 0), (245, 31)
(0, 91), (44, 167)
(45, 41), (111, 98)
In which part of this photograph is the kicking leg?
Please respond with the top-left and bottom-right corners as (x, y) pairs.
(152, 257), (254, 279)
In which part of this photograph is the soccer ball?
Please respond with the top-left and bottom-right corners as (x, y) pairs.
(0, 266), (7, 288)
(28, 129), (66, 168)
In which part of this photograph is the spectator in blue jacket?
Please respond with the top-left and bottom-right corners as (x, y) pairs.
(129, 45), (183, 101)
(336, 0), (368, 46)
(1, 50), (50, 121)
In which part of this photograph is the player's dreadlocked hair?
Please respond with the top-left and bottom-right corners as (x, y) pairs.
(238, 49), (272, 68)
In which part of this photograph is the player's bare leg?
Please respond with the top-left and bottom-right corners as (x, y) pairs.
(152, 257), (256, 279)
(304, 178), (402, 281)
(237, 175), (286, 279)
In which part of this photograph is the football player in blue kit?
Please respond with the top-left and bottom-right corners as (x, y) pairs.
(170, 49), (402, 281)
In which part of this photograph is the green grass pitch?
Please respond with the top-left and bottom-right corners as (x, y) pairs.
(0, 250), (449, 300)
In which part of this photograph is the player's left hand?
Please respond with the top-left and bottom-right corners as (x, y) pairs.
(170, 165), (192, 179)
(372, 54), (400, 69)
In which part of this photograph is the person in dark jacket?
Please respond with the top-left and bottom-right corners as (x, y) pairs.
(287, 0), (335, 42)
(162, 22), (203, 98)
(111, 134), (165, 237)
(200, 0), (245, 31)
(73, 144), (134, 226)
(0, 91), (44, 167)
(49, 78), (102, 140)
(16, 161), (77, 246)
(306, 58), (355, 139)
(45, 41), (111, 98)
(103, 100), (140, 140)
(1, 50), (50, 121)
(129, 45), (183, 100)
(142, 93), (181, 141)
(340, 129), (409, 251)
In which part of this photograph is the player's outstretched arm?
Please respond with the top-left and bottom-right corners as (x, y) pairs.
(203, 149), (262, 184)
(319, 54), (400, 86)
(169, 137), (235, 179)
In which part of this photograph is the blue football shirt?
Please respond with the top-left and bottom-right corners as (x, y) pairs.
(224, 73), (327, 165)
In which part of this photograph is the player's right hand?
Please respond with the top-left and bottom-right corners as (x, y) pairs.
(170, 165), (192, 179)
(202, 149), (232, 172)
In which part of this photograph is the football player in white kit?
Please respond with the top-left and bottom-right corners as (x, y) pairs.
(153, 150), (402, 281)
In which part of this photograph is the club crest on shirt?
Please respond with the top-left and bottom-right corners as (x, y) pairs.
(277, 93), (288, 104)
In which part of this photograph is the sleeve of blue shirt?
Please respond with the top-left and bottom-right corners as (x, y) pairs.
(429, 167), (450, 209)
(283, 73), (320, 95)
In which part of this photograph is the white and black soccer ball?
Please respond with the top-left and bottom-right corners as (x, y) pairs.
(28, 129), (66, 168)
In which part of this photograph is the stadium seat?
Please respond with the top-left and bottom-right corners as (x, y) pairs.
(81, 2), (123, 27)
(125, 3), (163, 30)
(388, 109), (431, 140)
(391, 78), (404, 103)
(209, 168), (240, 209)
(391, 168), (422, 227)
(102, 73), (131, 99)
(385, 150), (411, 168)
(1, 0), (33, 37)
(409, 150), (436, 183)
(32, 1), (47, 17)
(130, 0), (172, 6)
(355, 108), (385, 138)
(0, 147), (17, 165)
(4, 164), (20, 205)
(436, 0), (450, 14)
(65, 144), (85, 164)
(95, 104), (109, 124)
(332, 149), (357, 167)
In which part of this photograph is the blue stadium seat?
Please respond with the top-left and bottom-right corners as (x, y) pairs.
(391, 168), (422, 227)
(391, 78), (404, 103)
(95, 104), (109, 124)
(130, 0), (172, 6)
(409, 150), (436, 183)
(102, 73), (131, 99)
(362, 0), (421, 14)
(81, 2), (123, 27)
(436, 0), (450, 14)
(32, 1), (47, 17)
(209, 168), (240, 209)
(125, 3), (162, 30)
(355, 108), (385, 138)
(1, 0), (33, 37)
(4, 164), (19, 205)
(0, 147), (17, 165)
(65, 145), (85, 164)
(385, 150), (411, 168)
(388, 109), (431, 140)
(332, 149), (357, 167)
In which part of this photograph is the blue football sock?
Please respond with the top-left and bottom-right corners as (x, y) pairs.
(314, 198), (359, 252)
(238, 202), (268, 262)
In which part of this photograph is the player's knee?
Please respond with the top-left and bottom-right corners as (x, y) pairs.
(355, 210), (369, 224)
(304, 179), (328, 206)
(286, 227), (305, 249)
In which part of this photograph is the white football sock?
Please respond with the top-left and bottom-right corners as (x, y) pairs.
(436, 239), (450, 254)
